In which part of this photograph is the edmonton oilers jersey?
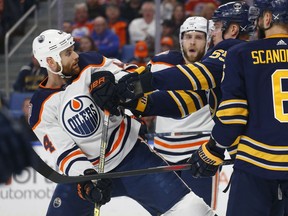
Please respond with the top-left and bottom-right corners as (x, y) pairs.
(212, 35), (288, 179)
(29, 52), (141, 176)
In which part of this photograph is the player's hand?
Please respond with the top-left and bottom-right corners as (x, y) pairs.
(90, 71), (120, 115)
(187, 138), (224, 178)
(116, 66), (155, 102)
(0, 111), (33, 183)
(77, 169), (112, 205)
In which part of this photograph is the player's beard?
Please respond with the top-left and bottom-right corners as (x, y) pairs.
(257, 26), (266, 39)
(255, 19), (266, 39)
(62, 62), (80, 77)
(183, 48), (205, 63)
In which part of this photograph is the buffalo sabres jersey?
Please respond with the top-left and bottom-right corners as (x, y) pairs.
(150, 39), (245, 157)
(148, 50), (214, 163)
(29, 52), (141, 176)
(212, 35), (288, 180)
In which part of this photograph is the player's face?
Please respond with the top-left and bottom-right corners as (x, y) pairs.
(182, 31), (206, 63)
(60, 46), (80, 76)
(212, 21), (223, 46)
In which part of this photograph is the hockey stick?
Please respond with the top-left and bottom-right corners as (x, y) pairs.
(145, 131), (212, 139)
(31, 149), (234, 184)
(95, 110), (110, 216)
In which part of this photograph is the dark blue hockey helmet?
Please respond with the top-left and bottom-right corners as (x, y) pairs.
(212, 1), (254, 35)
(249, 0), (288, 24)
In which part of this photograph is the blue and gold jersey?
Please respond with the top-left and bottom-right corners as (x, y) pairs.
(151, 39), (244, 119)
(212, 34), (288, 179)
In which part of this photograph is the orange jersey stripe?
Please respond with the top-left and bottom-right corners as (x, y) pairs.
(154, 139), (207, 149)
(59, 149), (83, 172)
(92, 120), (126, 165)
(32, 92), (58, 130)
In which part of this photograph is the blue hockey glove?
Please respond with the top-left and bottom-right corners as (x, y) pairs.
(116, 66), (155, 102)
(90, 71), (120, 115)
(77, 169), (112, 205)
(0, 111), (33, 183)
(188, 138), (224, 178)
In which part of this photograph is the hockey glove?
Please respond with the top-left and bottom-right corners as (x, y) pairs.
(90, 71), (120, 115)
(116, 66), (155, 103)
(77, 169), (112, 205)
(188, 138), (224, 178)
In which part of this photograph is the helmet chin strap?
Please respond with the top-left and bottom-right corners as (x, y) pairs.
(48, 62), (72, 79)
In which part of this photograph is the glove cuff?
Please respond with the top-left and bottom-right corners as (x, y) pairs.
(199, 141), (224, 166)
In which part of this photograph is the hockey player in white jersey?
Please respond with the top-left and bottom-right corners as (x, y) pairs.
(147, 16), (219, 209)
(29, 29), (216, 216)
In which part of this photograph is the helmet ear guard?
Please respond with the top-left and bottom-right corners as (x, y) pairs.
(32, 29), (75, 77)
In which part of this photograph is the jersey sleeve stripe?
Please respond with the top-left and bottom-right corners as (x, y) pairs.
(216, 107), (248, 118)
(194, 62), (216, 88)
(186, 64), (210, 90)
(167, 91), (185, 117)
(104, 120), (126, 158)
(154, 138), (207, 149)
(236, 154), (288, 171)
(59, 149), (84, 173)
(176, 64), (198, 90)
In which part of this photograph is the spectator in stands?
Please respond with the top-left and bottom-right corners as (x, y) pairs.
(170, 3), (186, 38)
(200, 3), (217, 20)
(160, 0), (177, 20)
(120, 0), (142, 24)
(185, 0), (219, 17)
(0, 0), (24, 53)
(128, 40), (150, 67)
(160, 36), (174, 52)
(161, 19), (179, 50)
(85, 0), (106, 20)
(16, 97), (38, 143)
(78, 35), (98, 52)
(91, 16), (120, 58)
(13, 55), (47, 92)
(71, 3), (94, 42)
(62, 20), (73, 34)
(105, 3), (128, 49)
(128, 1), (155, 45)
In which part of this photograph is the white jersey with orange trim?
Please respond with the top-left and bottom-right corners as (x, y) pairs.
(29, 52), (141, 176)
(149, 50), (214, 163)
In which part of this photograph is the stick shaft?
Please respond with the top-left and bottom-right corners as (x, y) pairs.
(95, 110), (110, 216)
(145, 131), (212, 140)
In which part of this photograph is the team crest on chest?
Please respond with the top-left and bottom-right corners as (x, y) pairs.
(62, 95), (101, 137)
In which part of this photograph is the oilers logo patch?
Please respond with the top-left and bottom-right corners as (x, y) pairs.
(62, 95), (101, 137)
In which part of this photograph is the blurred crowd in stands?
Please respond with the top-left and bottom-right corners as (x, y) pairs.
(0, 0), (38, 53)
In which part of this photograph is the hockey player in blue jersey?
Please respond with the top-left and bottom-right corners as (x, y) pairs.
(29, 29), (216, 216)
(116, 1), (254, 159)
(187, 0), (288, 215)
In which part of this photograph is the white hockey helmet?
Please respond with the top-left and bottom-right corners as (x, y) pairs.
(32, 29), (74, 76)
(179, 16), (209, 38)
(179, 16), (210, 62)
